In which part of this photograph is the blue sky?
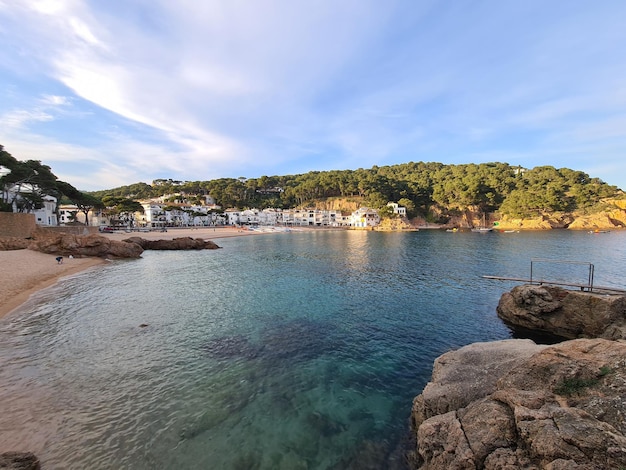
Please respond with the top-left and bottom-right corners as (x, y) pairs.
(1, 1), (625, 192)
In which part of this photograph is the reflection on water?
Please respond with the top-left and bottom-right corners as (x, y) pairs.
(0, 230), (625, 469)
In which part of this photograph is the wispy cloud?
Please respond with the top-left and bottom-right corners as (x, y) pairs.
(1, 0), (625, 190)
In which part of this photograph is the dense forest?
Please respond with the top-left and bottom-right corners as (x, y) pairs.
(1, 143), (622, 221)
(90, 162), (622, 221)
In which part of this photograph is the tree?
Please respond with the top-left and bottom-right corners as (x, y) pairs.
(56, 181), (104, 225)
(102, 196), (144, 227)
(0, 147), (59, 212)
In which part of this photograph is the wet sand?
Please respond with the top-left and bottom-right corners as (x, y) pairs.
(0, 250), (104, 319)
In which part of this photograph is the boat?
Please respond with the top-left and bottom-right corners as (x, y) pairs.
(446, 228), (458, 232)
(471, 213), (493, 232)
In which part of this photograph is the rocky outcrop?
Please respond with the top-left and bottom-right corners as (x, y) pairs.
(123, 237), (221, 250)
(0, 237), (30, 250)
(1, 233), (222, 257)
(374, 218), (418, 231)
(27, 233), (144, 258)
(0, 452), (41, 470)
(494, 213), (573, 230)
(497, 285), (626, 340)
(410, 338), (626, 469)
(567, 210), (626, 230)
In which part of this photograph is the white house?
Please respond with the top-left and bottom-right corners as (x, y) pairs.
(350, 207), (380, 228)
(387, 202), (407, 217)
(58, 204), (79, 225)
(32, 195), (58, 226)
(4, 184), (58, 226)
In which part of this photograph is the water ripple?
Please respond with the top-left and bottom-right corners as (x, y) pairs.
(1, 230), (625, 468)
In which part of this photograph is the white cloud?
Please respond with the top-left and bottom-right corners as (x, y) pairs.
(0, 109), (54, 129)
(1, 0), (626, 191)
(40, 95), (70, 106)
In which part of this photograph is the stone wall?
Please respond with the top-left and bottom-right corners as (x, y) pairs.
(0, 213), (36, 238)
(33, 226), (100, 237)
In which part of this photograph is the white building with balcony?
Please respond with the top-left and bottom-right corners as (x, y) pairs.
(350, 207), (380, 228)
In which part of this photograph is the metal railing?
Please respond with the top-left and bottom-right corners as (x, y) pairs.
(483, 259), (626, 294)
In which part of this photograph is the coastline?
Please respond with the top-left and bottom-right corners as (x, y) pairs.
(0, 227), (269, 320)
(0, 250), (105, 319)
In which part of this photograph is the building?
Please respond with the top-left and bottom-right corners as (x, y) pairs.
(32, 195), (58, 226)
(3, 184), (58, 226)
(387, 202), (407, 217)
(350, 207), (380, 228)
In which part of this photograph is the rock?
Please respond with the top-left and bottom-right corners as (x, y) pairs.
(410, 338), (626, 470)
(497, 285), (626, 340)
(411, 339), (544, 430)
(0, 452), (41, 470)
(122, 237), (220, 250)
(567, 208), (626, 230)
(374, 218), (418, 231)
(27, 232), (143, 258)
(0, 237), (31, 251)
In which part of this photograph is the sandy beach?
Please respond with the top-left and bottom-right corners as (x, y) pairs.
(0, 226), (267, 319)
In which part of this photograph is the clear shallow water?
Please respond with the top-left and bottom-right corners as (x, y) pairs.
(1, 229), (625, 469)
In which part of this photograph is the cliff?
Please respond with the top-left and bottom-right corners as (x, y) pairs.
(417, 199), (626, 230)
(410, 338), (626, 469)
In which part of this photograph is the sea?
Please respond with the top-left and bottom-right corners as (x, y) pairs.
(1, 229), (625, 469)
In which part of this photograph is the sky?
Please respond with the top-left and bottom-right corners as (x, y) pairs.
(1, 1), (626, 192)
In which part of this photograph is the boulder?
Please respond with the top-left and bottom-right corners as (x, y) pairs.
(411, 339), (544, 429)
(497, 285), (626, 340)
(410, 338), (626, 469)
(123, 237), (221, 250)
(27, 233), (143, 258)
(0, 452), (40, 470)
(0, 237), (30, 251)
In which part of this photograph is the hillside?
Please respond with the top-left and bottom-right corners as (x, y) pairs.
(90, 162), (625, 229)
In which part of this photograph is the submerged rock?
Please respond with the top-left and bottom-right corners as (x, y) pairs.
(497, 284), (626, 340)
(199, 334), (262, 360)
(0, 452), (41, 470)
(409, 338), (626, 469)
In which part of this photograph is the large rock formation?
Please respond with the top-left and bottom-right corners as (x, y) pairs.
(1, 233), (222, 257)
(410, 338), (626, 469)
(123, 236), (220, 250)
(0, 237), (30, 250)
(497, 285), (626, 340)
(27, 232), (144, 258)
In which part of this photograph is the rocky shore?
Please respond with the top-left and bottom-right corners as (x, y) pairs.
(0, 231), (222, 258)
(409, 285), (626, 469)
(409, 338), (626, 469)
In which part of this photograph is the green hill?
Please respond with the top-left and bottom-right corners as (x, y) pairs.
(90, 162), (624, 223)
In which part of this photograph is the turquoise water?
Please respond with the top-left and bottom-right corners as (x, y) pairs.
(1, 229), (625, 469)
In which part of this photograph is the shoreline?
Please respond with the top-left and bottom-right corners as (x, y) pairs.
(0, 227), (273, 320)
(0, 251), (105, 319)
